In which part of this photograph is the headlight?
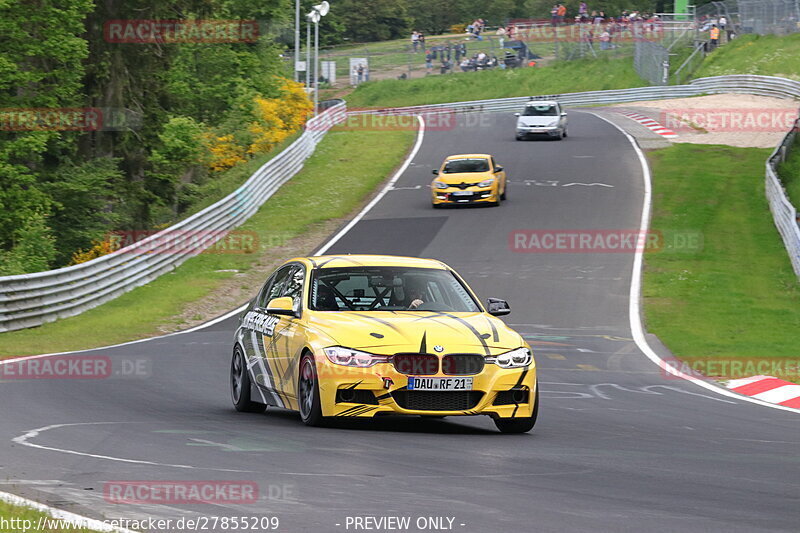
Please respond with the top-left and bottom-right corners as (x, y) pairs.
(478, 178), (495, 187)
(323, 346), (389, 367)
(486, 347), (532, 368)
(434, 181), (449, 189)
(547, 120), (559, 127)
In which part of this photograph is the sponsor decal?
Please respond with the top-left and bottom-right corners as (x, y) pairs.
(104, 19), (259, 43)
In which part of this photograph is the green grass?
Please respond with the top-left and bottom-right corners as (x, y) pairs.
(644, 144), (800, 382)
(694, 33), (800, 80)
(0, 500), (102, 532)
(0, 128), (415, 357)
(777, 133), (800, 208)
(346, 55), (644, 108)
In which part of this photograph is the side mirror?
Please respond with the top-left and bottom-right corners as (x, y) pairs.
(487, 298), (510, 316)
(513, 112), (521, 117)
(560, 112), (567, 117)
(266, 296), (297, 317)
(494, 165), (504, 173)
(432, 169), (439, 175)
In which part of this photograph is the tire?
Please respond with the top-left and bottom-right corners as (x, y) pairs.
(298, 352), (326, 426)
(563, 128), (568, 138)
(493, 387), (538, 434)
(231, 346), (267, 413)
(500, 183), (507, 201)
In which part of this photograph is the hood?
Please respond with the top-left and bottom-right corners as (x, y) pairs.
(436, 172), (493, 185)
(518, 116), (559, 127)
(307, 311), (524, 356)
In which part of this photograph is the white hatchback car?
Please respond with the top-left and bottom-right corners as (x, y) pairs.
(514, 100), (568, 140)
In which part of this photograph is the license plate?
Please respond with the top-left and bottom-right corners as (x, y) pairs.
(451, 191), (472, 196)
(408, 377), (473, 391)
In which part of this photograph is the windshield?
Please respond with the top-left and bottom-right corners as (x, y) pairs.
(523, 105), (558, 116)
(442, 158), (490, 173)
(310, 266), (481, 312)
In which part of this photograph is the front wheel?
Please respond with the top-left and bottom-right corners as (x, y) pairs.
(299, 353), (326, 426)
(500, 183), (507, 201)
(231, 346), (267, 413)
(493, 388), (538, 433)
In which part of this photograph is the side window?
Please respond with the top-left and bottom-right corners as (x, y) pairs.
(258, 266), (293, 308)
(280, 265), (306, 308)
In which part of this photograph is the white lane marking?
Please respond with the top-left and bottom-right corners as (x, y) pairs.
(562, 182), (614, 188)
(314, 115), (426, 255)
(0, 304), (248, 364)
(0, 490), (137, 533)
(389, 185), (423, 190)
(588, 111), (800, 414)
(11, 422), (250, 472)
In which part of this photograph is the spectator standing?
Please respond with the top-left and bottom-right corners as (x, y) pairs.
(579, 1), (588, 21)
(718, 16), (728, 41)
(496, 25), (507, 48)
(599, 29), (610, 49)
(425, 49), (433, 71)
(411, 31), (420, 52)
(709, 24), (720, 48)
(357, 63), (365, 83)
(551, 4), (559, 26)
(419, 32), (426, 48)
(557, 4), (567, 25)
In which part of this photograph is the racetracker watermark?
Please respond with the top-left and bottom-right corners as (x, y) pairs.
(662, 357), (800, 380)
(104, 481), (259, 504)
(0, 108), (141, 131)
(511, 21), (663, 42)
(509, 229), (703, 253)
(0, 356), (151, 380)
(329, 108), (472, 132)
(661, 108), (800, 133)
(104, 20), (259, 43)
(108, 229), (260, 255)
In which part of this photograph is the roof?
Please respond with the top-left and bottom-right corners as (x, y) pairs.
(303, 255), (449, 270)
(444, 154), (492, 160)
(525, 100), (559, 106)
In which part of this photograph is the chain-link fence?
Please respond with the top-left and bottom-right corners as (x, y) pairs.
(634, 39), (670, 85)
(696, 0), (800, 36)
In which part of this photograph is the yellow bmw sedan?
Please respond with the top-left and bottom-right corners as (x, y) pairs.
(230, 255), (538, 433)
(431, 154), (508, 207)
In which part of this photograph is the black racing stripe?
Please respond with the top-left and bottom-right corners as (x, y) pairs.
(486, 317), (499, 342)
(344, 381), (363, 390)
(375, 392), (391, 400)
(412, 315), (462, 332)
(511, 404), (520, 417)
(347, 406), (376, 417)
(438, 312), (491, 355)
(317, 256), (363, 268)
(351, 313), (404, 334)
(514, 369), (529, 388)
(419, 331), (427, 354)
(336, 405), (366, 416)
(308, 258), (318, 267)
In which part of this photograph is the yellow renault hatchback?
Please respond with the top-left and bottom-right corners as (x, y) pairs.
(431, 154), (507, 207)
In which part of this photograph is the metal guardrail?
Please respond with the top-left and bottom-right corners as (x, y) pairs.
(2, 76), (800, 332)
(0, 103), (347, 333)
(766, 115), (800, 277)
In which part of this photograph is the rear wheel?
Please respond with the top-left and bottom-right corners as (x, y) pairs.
(299, 353), (326, 426)
(493, 387), (538, 433)
(231, 346), (267, 413)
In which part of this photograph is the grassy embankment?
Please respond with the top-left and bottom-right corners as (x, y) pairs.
(645, 144), (800, 382)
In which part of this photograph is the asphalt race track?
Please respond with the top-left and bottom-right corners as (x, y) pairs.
(1, 112), (799, 533)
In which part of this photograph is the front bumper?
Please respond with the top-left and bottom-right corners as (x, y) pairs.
(517, 126), (562, 137)
(432, 186), (498, 205)
(317, 357), (537, 419)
